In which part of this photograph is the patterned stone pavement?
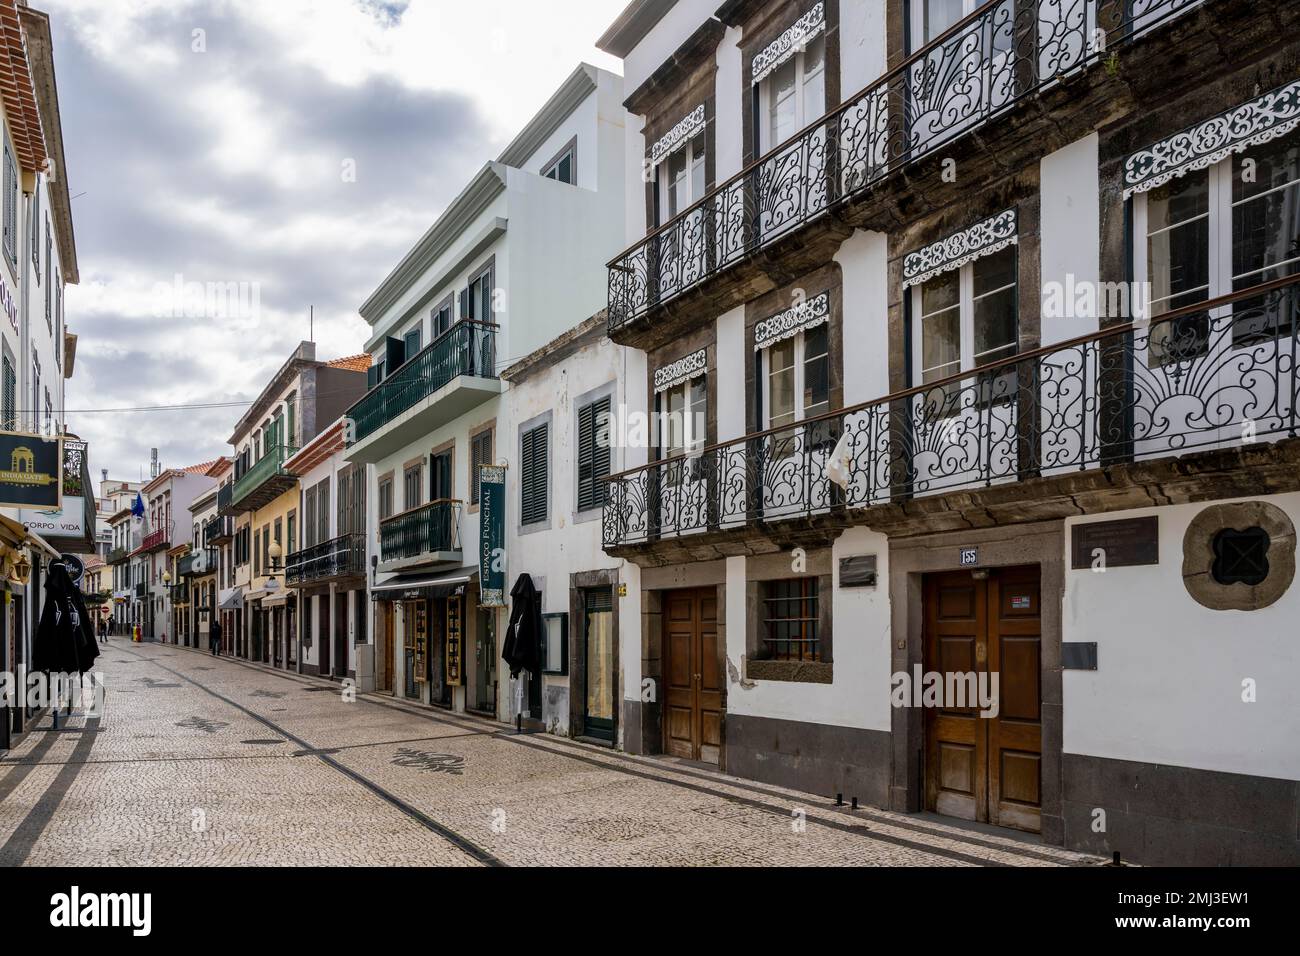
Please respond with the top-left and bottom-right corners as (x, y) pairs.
(0, 640), (1103, 867)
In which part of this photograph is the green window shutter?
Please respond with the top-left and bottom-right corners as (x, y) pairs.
(521, 424), (549, 525)
(577, 403), (594, 512)
(592, 397), (611, 507)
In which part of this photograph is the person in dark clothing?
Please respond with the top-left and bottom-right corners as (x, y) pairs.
(209, 618), (223, 656)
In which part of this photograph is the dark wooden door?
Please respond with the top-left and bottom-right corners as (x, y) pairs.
(334, 593), (348, 678)
(663, 588), (721, 764)
(318, 597), (331, 677)
(924, 566), (1042, 833)
(382, 604), (395, 692)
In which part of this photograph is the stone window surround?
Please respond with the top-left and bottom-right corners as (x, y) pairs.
(428, 438), (455, 502)
(572, 379), (618, 525)
(887, 520), (1066, 846)
(466, 418), (496, 515)
(567, 567), (622, 747)
(743, 549), (834, 684)
(736, 0), (841, 170)
(517, 408), (553, 536)
(744, 264), (844, 435)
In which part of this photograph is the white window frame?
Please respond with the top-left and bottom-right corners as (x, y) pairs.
(909, 252), (1019, 387)
(758, 32), (826, 154)
(657, 133), (706, 227)
(761, 327), (829, 431)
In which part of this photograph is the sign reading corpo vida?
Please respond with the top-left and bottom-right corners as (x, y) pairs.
(479, 465), (506, 607)
(0, 432), (62, 509)
(959, 548), (979, 567)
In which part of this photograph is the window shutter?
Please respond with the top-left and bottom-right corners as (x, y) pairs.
(577, 403), (595, 512)
(459, 289), (472, 320)
(521, 424), (549, 525)
(592, 397), (611, 507)
(367, 362), (380, 390)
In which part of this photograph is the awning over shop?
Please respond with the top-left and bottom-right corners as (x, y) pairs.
(218, 588), (244, 611)
(372, 567), (477, 602)
(263, 592), (294, 609)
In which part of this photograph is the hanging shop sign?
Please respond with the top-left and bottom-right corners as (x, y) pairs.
(479, 465), (507, 607)
(0, 432), (61, 510)
(446, 595), (464, 688)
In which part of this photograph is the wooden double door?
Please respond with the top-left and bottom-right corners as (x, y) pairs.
(923, 566), (1042, 833)
(662, 588), (721, 764)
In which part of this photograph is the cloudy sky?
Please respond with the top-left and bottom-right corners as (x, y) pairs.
(47, 0), (623, 482)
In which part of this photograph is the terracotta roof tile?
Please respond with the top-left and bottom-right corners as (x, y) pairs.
(326, 354), (371, 373)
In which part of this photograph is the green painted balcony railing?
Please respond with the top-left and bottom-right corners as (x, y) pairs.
(379, 500), (462, 564)
(346, 319), (497, 446)
(232, 444), (297, 505)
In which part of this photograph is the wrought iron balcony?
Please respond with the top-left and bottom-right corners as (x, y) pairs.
(204, 514), (234, 545)
(345, 320), (500, 464)
(217, 482), (233, 515)
(231, 444), (298, 512)
(286, 532), (366, 586)
(140, 528), (169, 552)
(607, 0), (1205, 333)
(106, 546), (129, 565)
(379, 500), (462, 567)
(604, 275), (1300, 549)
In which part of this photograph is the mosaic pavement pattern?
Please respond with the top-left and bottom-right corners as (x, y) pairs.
(0, 641), (1104, 867)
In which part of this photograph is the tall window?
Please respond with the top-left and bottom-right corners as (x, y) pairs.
(1, 353), (14, 431)
(660, 376), (706, 483)
(764, 325), (829, 434)
(30, 181), (39, 276)
(378, 475), (394, 521)
(466, 264), (494, 321)
(403, 326), (422, 360)
(44, 217), (51, 327)
(576, 396), (611, 512)
(403, 461), (423, 511)
(759, 34), (825, 152)
(1135, 129), (1300, 357)
(432, 297), (454, 339)
(911, 245), (1018, 403)
(469, 428), (493, 506)
(658, 133), (705, 226)
(762, 578), (820, 661)
(2, 144), (15, 266)
(520, 422), (549, 526)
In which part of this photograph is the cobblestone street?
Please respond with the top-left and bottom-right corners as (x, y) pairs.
(0, 640), (1103, 867)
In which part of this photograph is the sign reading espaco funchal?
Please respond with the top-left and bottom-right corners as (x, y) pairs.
(478, 464), (506, 608)
(0, 431), (62, 509)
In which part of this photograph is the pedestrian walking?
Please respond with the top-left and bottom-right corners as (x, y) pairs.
(209, 618), (223, 656)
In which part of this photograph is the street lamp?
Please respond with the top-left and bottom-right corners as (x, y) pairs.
(268, 542), (283, 580)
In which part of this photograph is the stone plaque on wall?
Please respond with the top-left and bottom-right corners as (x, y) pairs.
(1071, 517), (1159, 570)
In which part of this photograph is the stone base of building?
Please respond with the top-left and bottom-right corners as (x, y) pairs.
(1061, 753), (1300, 866)
(723, 713), (892, 808)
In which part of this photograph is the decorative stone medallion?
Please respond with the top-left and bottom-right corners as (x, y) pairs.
(1182, 501), (1296, 611)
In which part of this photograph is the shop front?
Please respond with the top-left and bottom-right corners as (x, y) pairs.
(373, 568), (493, 715)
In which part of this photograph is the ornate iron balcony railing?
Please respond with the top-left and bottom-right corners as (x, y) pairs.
(232, 444), (297, 505)
(204, 514), (234, 545)
(140, 528), (169, 552)
(106, 546), (128, 565)
(346, 320), (498, 446)
(286, 532), (366, 586)
(380, 500), (462, 564)
(607, 0), (1205, 330)
(603, 274), (1300, 548)
(217, 483), (233, 514)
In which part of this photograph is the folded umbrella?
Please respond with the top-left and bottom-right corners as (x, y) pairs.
(32, 560), (100, 676)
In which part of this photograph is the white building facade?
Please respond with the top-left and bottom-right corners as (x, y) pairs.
(346, 64), (626, 720)
(595, 0), (1300, 865)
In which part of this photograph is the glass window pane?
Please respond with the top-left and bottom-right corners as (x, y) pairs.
(768, 340), (796, 427)
(921, 270), (959, 315)
(1232, 134), (1300, 286)
(921, 307), (960, 382)
(923, 0), (966, 44)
